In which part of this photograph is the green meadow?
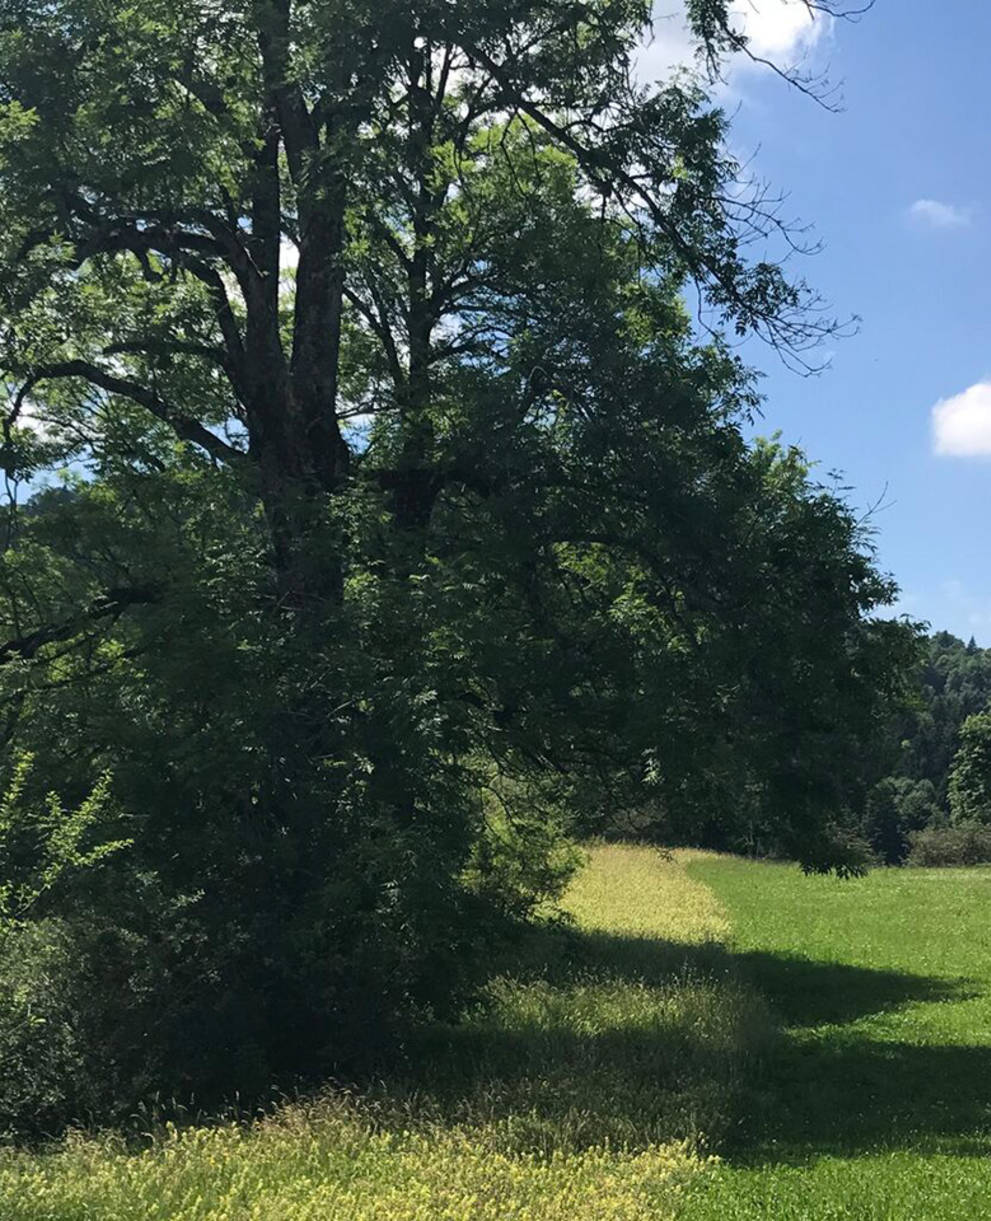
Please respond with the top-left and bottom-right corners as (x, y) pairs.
(681, 856), (991, 1219)
(8, 846), (991, 1218)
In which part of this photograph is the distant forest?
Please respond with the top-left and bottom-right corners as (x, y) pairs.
(864, 631), (991, 864)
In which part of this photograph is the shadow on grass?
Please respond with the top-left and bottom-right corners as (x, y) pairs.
(728, 947), (973, 1029)
(703, 942), (991, 1163)
(736, 1035), (991, 1163)
(395, 926), (979, 1157)
(535, 927), (969, 1029)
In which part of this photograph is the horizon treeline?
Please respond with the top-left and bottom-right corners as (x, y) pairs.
(860, 631), (991, 865)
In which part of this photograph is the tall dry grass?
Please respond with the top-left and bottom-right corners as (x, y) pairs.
(0, 845), (764, 1220)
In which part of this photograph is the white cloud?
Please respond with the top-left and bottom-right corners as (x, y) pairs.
(932, 381), (991, 457)
(636, 1), (827, 83)
(730, 0), (825, 59)
(909, 199), (972, 229)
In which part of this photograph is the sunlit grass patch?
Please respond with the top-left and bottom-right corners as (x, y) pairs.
(683, 1150), (991, 1221)
(680, 855), (991, 1219)
(409, 842), (766, 1155)
(562, 844), (730, 944)
(0, 1099), (710, 1220)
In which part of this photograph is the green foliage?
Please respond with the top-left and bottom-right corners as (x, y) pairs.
(0, 0), (916, 1131)
(811, 630), (991, 864)
(0, 758), (135, 1134)
(907, 823), (991, 867)
(948, 712), (991, 825)
(0, 754), (130, 922)
(624, 438), (922, 866)
(465, 774), (583, 923)
(863, 776), (940, 866)
(884, 632), (991, 807)
(0, 920), (92, 1138)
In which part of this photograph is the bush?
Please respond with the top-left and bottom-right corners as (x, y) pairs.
(906, 823), (991, 867)
(0, 920), (91, 1137)
(0, 913), (218, 1138)
(0, 754), (580, 1136)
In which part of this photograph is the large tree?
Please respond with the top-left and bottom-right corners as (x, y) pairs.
(0, 0), (914, 1127)
(0, 0), (854, 536)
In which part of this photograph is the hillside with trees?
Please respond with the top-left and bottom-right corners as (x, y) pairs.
(862, 633), (991, 863)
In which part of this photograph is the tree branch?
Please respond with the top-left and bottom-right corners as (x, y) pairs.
(463, 43), (842, 362)
(0, 585), (162, 666)
(14, 362), (248, 466)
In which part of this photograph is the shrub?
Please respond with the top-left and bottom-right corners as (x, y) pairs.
(0, 920), (90, 1137)
(906, 823), (991, 867)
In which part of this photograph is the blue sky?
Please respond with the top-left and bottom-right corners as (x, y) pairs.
(641, 1), (991, 642)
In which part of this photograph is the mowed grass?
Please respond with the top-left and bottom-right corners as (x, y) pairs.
(681, 856), (991, 1220)
(0, 845), (764, 1220)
